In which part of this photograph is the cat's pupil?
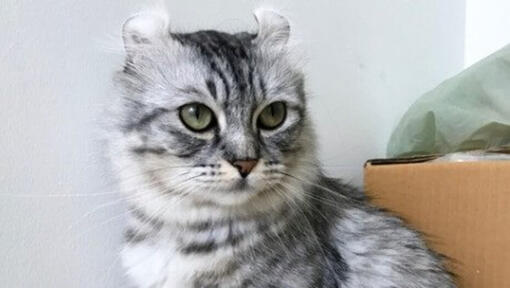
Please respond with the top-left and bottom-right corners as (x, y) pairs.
(192, 106), (200, 119)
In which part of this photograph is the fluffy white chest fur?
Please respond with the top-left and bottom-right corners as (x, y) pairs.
(122, 241), (236, 288)
(122, 228), (247, 288)
(122, 243), (171, 287)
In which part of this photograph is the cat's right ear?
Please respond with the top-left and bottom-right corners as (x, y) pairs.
(122, 12), (169, 55)
(253, 9), (290, 51)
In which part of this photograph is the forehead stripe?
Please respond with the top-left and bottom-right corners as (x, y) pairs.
(173, 31), (258, 104)
(205, 79), (217, 99)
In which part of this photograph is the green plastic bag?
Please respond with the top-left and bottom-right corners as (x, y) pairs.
(387, 45), (510, 158)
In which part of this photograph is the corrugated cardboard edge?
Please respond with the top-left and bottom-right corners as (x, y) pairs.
(365, 154), (441, 166)
(366, 147), (510, 167)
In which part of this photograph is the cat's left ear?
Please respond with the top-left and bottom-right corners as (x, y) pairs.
(253, 9), (290, 50)
(122, 12), (169, 54)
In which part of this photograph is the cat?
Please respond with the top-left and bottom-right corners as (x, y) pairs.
(109, 8), (456, 288)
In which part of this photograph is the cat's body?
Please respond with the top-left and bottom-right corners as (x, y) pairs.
(111, 9), (455, 288)
(121, 175), (452, 288)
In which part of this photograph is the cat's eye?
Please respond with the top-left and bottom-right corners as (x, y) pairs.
(258, 102), (286, 130)
(179, 103), (215, 132)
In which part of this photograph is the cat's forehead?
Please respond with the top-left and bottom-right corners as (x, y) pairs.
(172, 30), (256, 54)
(166, 30), (269, 108)
(170, 30), (257, 76)
(120, 17), (304, 111)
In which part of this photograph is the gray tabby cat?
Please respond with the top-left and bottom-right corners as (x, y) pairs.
(110, 9), (456, 288)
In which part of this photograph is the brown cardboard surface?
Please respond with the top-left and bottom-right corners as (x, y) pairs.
(364, 161), (510, 288)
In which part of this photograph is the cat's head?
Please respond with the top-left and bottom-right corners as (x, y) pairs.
(112, 9), (317, 218)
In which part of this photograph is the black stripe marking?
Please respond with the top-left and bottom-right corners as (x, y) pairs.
(166, 127), (208, 158)
(181, 240), (217, 254)
(258, 74), (267, 99)
(211, 61), (231, 99)
(173, 31), (233, 99)
(131, 147), (167, 155)
(206, 79), (217, 99)
(125, 108), (169, 131)
(180, 229), (247, 255)
(131, 207), (165, 228)
(124, 228), (150, 244)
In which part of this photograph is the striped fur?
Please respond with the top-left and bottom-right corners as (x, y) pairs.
(109, 9), (455, 288)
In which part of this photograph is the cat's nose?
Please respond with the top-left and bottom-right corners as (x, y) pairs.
(231, 159), (259, 178)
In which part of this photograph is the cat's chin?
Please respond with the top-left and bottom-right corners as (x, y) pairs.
(205, 191), (286, 213)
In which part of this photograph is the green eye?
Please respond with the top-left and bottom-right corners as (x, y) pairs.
(179, 103), (214, 132)
(258, 102), (286, 130)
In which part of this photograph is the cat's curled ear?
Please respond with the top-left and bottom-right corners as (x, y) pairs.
(122, 12), (169, 54)
(253, 9), (290, 50)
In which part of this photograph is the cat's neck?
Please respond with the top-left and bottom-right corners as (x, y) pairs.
(124, 198), (319, 288)
(125, 179), (320, 255)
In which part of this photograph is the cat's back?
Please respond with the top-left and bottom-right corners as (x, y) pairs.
(321, 176), (455, 287)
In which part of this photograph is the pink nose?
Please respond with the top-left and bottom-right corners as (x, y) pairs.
(232, 159), (258, 178)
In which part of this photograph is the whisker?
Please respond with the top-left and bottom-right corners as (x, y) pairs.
(0, 165), (196, 199)
(65, 187), (155, 234)
(278, 182), (330, 222)
(67, 171), (199, 233)
(74, 204), (143, 240)
(277, 171), (349, 201)
(0, 191), (121, 198)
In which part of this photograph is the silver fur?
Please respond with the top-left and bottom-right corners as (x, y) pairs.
(109, 9), (455, 288)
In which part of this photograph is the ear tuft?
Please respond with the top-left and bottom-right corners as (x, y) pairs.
(122, 12), (169, 48)
(253, 9), (290, 48)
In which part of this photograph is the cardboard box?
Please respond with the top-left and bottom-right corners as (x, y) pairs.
(364, 158), (510, 288)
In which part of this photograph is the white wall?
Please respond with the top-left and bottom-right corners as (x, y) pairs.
(465, 0), (510, 66)
(0, 0), (465, 287)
